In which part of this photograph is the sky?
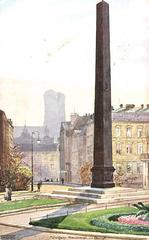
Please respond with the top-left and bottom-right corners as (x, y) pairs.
(0, 0), (149, 125)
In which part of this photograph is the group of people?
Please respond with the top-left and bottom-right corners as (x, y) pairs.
(37, 178), (65, 191)
(44, 177), (64, 183)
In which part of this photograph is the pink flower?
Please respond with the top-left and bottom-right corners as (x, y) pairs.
(117, 215), (149, 225)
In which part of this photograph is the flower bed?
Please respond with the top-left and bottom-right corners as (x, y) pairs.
(91, 213), (149, 235)
(118, 215), (149, 225)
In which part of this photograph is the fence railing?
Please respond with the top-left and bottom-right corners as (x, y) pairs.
(30, 205), (88, 223)
(29, 198), (149, 224)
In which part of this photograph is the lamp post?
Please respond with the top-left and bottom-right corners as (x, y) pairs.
(31, 131), (40, 192)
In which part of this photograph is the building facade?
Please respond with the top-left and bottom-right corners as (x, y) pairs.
(43, 89), (65, 140)
(0, 110), (14, 188)
(22, 149), (60, 182)
(60, 105), (149, 186)
(60, 113), (94, 183)
(14, 126), (60, 182)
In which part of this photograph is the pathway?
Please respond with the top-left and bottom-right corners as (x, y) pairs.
(0, 203), (91, 227)
(0, 224), (94, 240)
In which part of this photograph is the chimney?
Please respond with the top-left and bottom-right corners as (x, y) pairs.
(141, 104), (144, 108)
(126, 104), (135, 110)
(70, 113), (79, 126)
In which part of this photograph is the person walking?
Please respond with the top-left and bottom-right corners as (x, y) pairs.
(4, 183), (12, 201)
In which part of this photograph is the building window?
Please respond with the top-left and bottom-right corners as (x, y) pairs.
(115, 126), (121, 137)
(126, 127), (131, 137)
(126, 144), (132, 154)
(116, 143), (122, 154)
(137, 128), (142, 138)
(137, 143), (143, 154)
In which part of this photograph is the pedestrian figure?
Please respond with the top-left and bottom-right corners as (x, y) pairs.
(4, 183), (12, 201)
(37, 180), (42, 192)
(61, 178), (64, 184)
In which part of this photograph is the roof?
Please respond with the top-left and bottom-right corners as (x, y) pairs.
(112, 112), (149, 122)
(112, 104), (149, 122)
(18, 143), (58, 152)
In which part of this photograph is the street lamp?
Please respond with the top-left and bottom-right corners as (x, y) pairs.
(31, 131), (40, 191)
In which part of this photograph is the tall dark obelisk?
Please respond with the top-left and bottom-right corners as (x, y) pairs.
(91, 1), (115, 188)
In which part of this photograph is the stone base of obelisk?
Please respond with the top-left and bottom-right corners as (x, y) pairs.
(91, 166), (115, 188)
(42, 186), (149, 205)
(91, 182), (115, 188)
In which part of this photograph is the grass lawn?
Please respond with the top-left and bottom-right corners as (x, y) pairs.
(30, 206), (132, 230)
(0, 198), (66, 212)
(30, 206), (149, 236)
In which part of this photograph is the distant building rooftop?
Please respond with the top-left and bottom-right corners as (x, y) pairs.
(112, 104), (149, 122)
(18, 143), (58, 152)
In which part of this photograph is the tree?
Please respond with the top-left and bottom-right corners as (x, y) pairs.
(80, 161), (92, 185)
(3, 146), (31, 190)
(113, 167), (125, 187)
(113, 166), (137, 187)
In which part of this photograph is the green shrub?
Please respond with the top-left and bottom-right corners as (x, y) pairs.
(91, 213), (149, 235)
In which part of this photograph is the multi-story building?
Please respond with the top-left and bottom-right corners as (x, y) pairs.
(60, 113), (94, 183)
(20, 144), (60, 182)
(0, 110), (14, 188)
(112, 104), (149, 178)
(60, 104), (149, 186)
(14, 126), (60, 182)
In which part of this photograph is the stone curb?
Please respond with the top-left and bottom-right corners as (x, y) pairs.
(0, 222), (148, 240)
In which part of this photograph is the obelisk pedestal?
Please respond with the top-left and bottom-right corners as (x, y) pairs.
(91, 1), (115, 188)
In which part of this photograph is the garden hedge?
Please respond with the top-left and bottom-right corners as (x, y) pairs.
(91, 212), (149, 235)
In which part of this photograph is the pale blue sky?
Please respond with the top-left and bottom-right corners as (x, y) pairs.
(0, 0), (149, 125)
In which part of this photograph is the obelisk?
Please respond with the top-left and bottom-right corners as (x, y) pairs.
(91, 0), (115, 188)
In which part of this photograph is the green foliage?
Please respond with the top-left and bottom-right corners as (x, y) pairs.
(30, 207), (135, 232)
(3, 146), (31, 190)
(113, 168), (125, 186)
(30, 206), (149, 235)
(143, 213), (149, 221)
(133, 203), (143, 210)
(133, 202), (149, 219)
(137, 202), (149, 211)
(30, 216), (67, 228)
(136, 210), (148, 217)
(113, 167), (137, 187)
